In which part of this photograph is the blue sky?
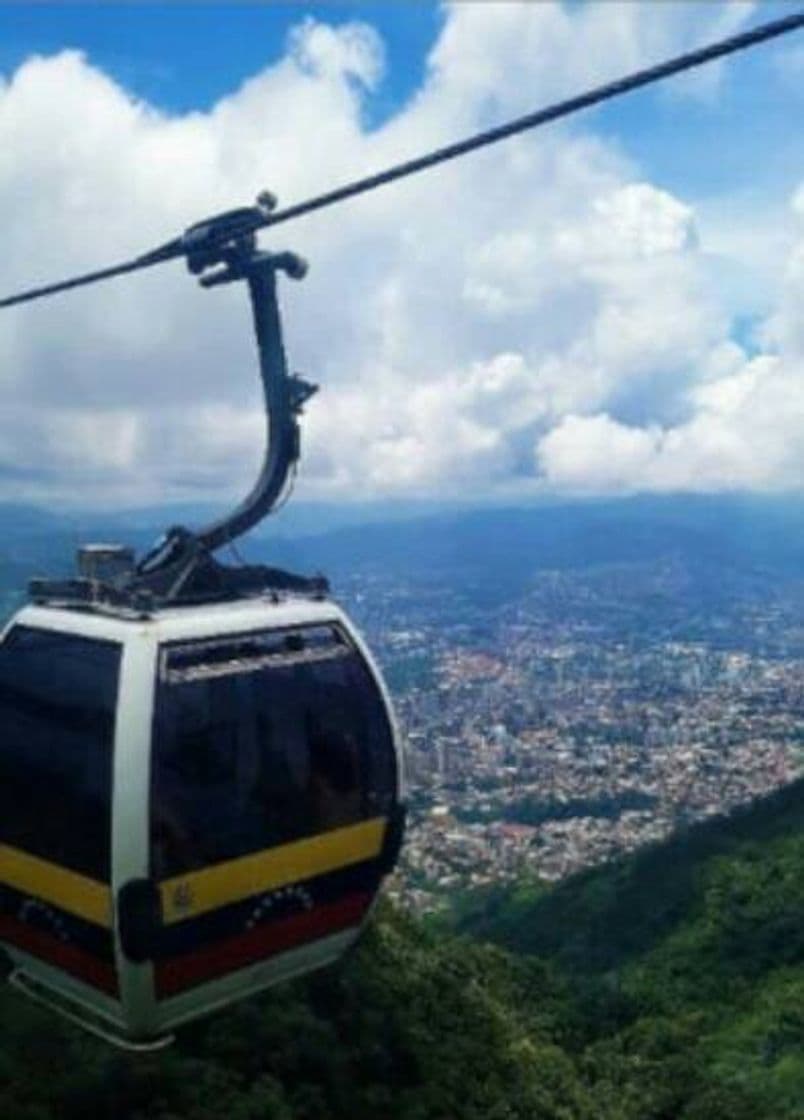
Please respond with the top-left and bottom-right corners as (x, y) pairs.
(0, 3), (443, 121)
(0, 3), (801, 506)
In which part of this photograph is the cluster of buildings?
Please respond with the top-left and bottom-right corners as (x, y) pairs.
(339, 565), (803, 914)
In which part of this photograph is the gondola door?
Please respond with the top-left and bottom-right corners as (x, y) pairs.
(0, 621), (123, 1027)
(145, 621), (399, 1031)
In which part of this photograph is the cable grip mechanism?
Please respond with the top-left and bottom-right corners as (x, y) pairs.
(128, 192), (321, 604)
(28, 194), (327, 608)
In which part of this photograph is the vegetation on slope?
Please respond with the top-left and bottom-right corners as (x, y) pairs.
(0, 907), (590, 1120)
(447, 777), (804, 1118)
(1, 779), (802, 1119)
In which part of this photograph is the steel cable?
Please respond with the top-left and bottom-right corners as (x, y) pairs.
(1, 9), (802, 310)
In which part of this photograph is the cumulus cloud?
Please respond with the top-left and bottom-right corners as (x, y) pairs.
(537, 159), (804, 496)
(0, 1), (799, 509)
(288, 16), (385, 90)
(538, 348), (803, 494)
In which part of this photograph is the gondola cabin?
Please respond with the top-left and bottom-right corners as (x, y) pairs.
(0, 594), (404, 1047)
(0, 204), (406, 1046)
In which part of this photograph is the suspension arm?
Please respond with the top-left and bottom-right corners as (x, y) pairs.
(134, 242), (316, 594)
(197, 249), (312, 551)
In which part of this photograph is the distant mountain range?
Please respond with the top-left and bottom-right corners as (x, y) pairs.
(261, 494), (804, 584)
(0, 493), (801, 598)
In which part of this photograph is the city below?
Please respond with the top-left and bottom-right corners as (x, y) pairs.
(329, 522), (804, 914)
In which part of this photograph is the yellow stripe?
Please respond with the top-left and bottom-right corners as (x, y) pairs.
(160, 817), (386, 925)
(0, 845), (111, 928)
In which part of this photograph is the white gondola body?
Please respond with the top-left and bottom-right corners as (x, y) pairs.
(0, 596), (404, 1046)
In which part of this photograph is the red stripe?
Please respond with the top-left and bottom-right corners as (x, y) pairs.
(155, 891), (371, 998)
(0, 915), (118, 996)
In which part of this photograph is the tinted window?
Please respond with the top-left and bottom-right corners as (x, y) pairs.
(0, 625), (120, 880)
(151, 625), (396, 878)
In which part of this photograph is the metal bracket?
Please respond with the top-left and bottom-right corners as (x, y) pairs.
(25, 192), (326, 611)
(128, 195), (319, 602)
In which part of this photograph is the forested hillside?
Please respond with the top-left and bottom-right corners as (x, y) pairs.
(1, 779), (802, 1119)
(446, 776), (804, 1118)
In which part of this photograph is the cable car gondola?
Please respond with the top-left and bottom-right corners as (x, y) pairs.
(0, 204), (406, 1048)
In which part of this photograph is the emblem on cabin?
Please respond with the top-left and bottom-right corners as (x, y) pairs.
(172, 882), (194, 914)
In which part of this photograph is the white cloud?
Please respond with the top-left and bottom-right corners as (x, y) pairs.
(288, 17), (385, 90)
(537, 413), (662, 493)
(538, 347), (804, 494)
(0, 2), (799, 510)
